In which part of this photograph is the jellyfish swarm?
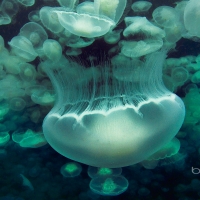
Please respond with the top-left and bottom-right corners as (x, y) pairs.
(42, 51), (185, 168)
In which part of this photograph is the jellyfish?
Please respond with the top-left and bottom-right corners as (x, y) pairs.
(76, 1), (96, 15)
(12, 129), (47, 148)
(39, 6), (65, 34)
(0, 132), (10, 146)
(89, 175), (129, 196)
(1, 0), (19, 18)
(17, 0), (35, 7)
(54, 11), (115, 38)
(152, 6), (180, 28)
(43, 39), (62, 62)
(42, 50), (185, 168)
(57, 0), (78, 10)
(131, 1), (152, 13)
(184, 0), (200, 38)
(122, 17), (165, 57)
(171, 67), (189, 85)
(94, 0), (127, 25)
(19, 22), (48, 49)
(19, 63), (36, 82)
(28, 10), (40, 22)
(0, 10), (11, 25)
(9, 97), (26, 111)
(60, 162), (82, 177)
(8, 36), (38, 62)
(87, 166), (122, 178)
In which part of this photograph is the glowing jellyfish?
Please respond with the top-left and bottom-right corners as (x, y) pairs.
(19, 22), (48, 49)
(184, 0), (200, 37)
(9, 97), (26, 111)
(12, 129), (47, 148)
(39, 6), (64, 33)
(89, 175), (129, 196)
(122, 17), (165, 57)
(42, 50), (185, 168)
(28, 10), (40, 22)
(57, 0), (78, 10)
(1, 0), (19, 17)
(43, 39), (62, 62)
(55, 11), (115, 38)
(87, 166), (122, 178)
(94, 0), (127, 24)
(8, 36), (38, 62)
(152, 6), (179, 28)
(60, 162), (82, 177)
(0, 132), (10, 146)
(131, 1), (152, 13)
(17, 0), (35, 6)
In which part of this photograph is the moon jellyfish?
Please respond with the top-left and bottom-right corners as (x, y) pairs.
(89, 175), (129, 196)
(8, 36), (38, 62)
(184, 0), (200, 38)
(0, 132), (10, 146)
(42, 50), (185, 168)
(131, 1), (152, 13)
(19, 22), (48, 49)
(60, 162), (82, 177)
(54, 11), (115, 38)
(17, 0), (35, 7)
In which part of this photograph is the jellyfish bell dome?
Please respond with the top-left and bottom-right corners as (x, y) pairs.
(54, 11), (115, 38)
(42, 50), (185, 168)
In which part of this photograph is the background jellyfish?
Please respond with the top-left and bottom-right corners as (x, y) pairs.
(42, 50), (185, 168)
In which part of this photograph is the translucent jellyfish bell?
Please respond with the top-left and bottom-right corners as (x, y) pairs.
(8, 36), (38, 62)
(42, 50), (185, 168)
(54, 11), (115, 38)
(19, 22), (48, 49)
(131, 1), (152, 13)
(17, 0), (35, 6)
(1, 0), (19, 18)
(184, 0), (200, 38)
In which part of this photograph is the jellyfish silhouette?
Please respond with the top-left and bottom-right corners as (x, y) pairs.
(42, 50), (185, 168)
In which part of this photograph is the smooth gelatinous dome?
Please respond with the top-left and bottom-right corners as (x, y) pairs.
(184, 0), (200, 37)
(152, 6), (179, 28)
(40, 6), (65, 33)
(89, 175), (129, 196)
(0, 10), (11, 25)
(28, 10), (40, 22)
(9, 97), (26, 111)
(131, 1), (152, 12)
(94, 0), (127, 24)
(76, 2), (95, 14)
(1, 0), (19, 17)
(43, 39), (62, 62)
(8, 36), (38, 62)
(57, 0), (78, 10)
(60, 162), (82, 177)
(19, 22), (48, 49)
(17, 0), (35, 6)
(0, 132), (10, 146)
(42, 51), (185, 168)
(54, 11), (115, 38)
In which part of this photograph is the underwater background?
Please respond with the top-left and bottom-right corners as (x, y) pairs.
(0, 0), (200, 199)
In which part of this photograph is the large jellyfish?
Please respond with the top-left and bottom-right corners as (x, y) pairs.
(42, 50), (185, 168)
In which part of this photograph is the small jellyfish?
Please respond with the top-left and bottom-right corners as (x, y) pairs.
(191, 71), (200, 83)
(43, 39), (62, 62)
(19, 63), (36, 82)
(54, 11), (115, 38)
(0, 10), (11, 25)
(60, 162), (82, 177)
(1, 0), (19, 17)
(66, 48), (82, 56)
(131, 1), (152, 13)
(40, 6), (64, 33)
(184, 0), (200, 37)
(8, 36), (38, 62)
(66, 37), (95, 48)
(171, 66), (189, 84)
(12, 129), (47, 148)
(89, 175), (129, 196)
(28, 10), (40, 22)
(57, 0), (78, 10)
(19, 22), (48, 49)
(104, 29), (122, 44)
(94, 0), (127, 24)
(87, 166), (122, 178)
(9, 97), (26, 111)
(76, 1), (96, 15)
(152, 6), (180, 28)
(17, 0), (35, 6)
(0, 132), (10, 146)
